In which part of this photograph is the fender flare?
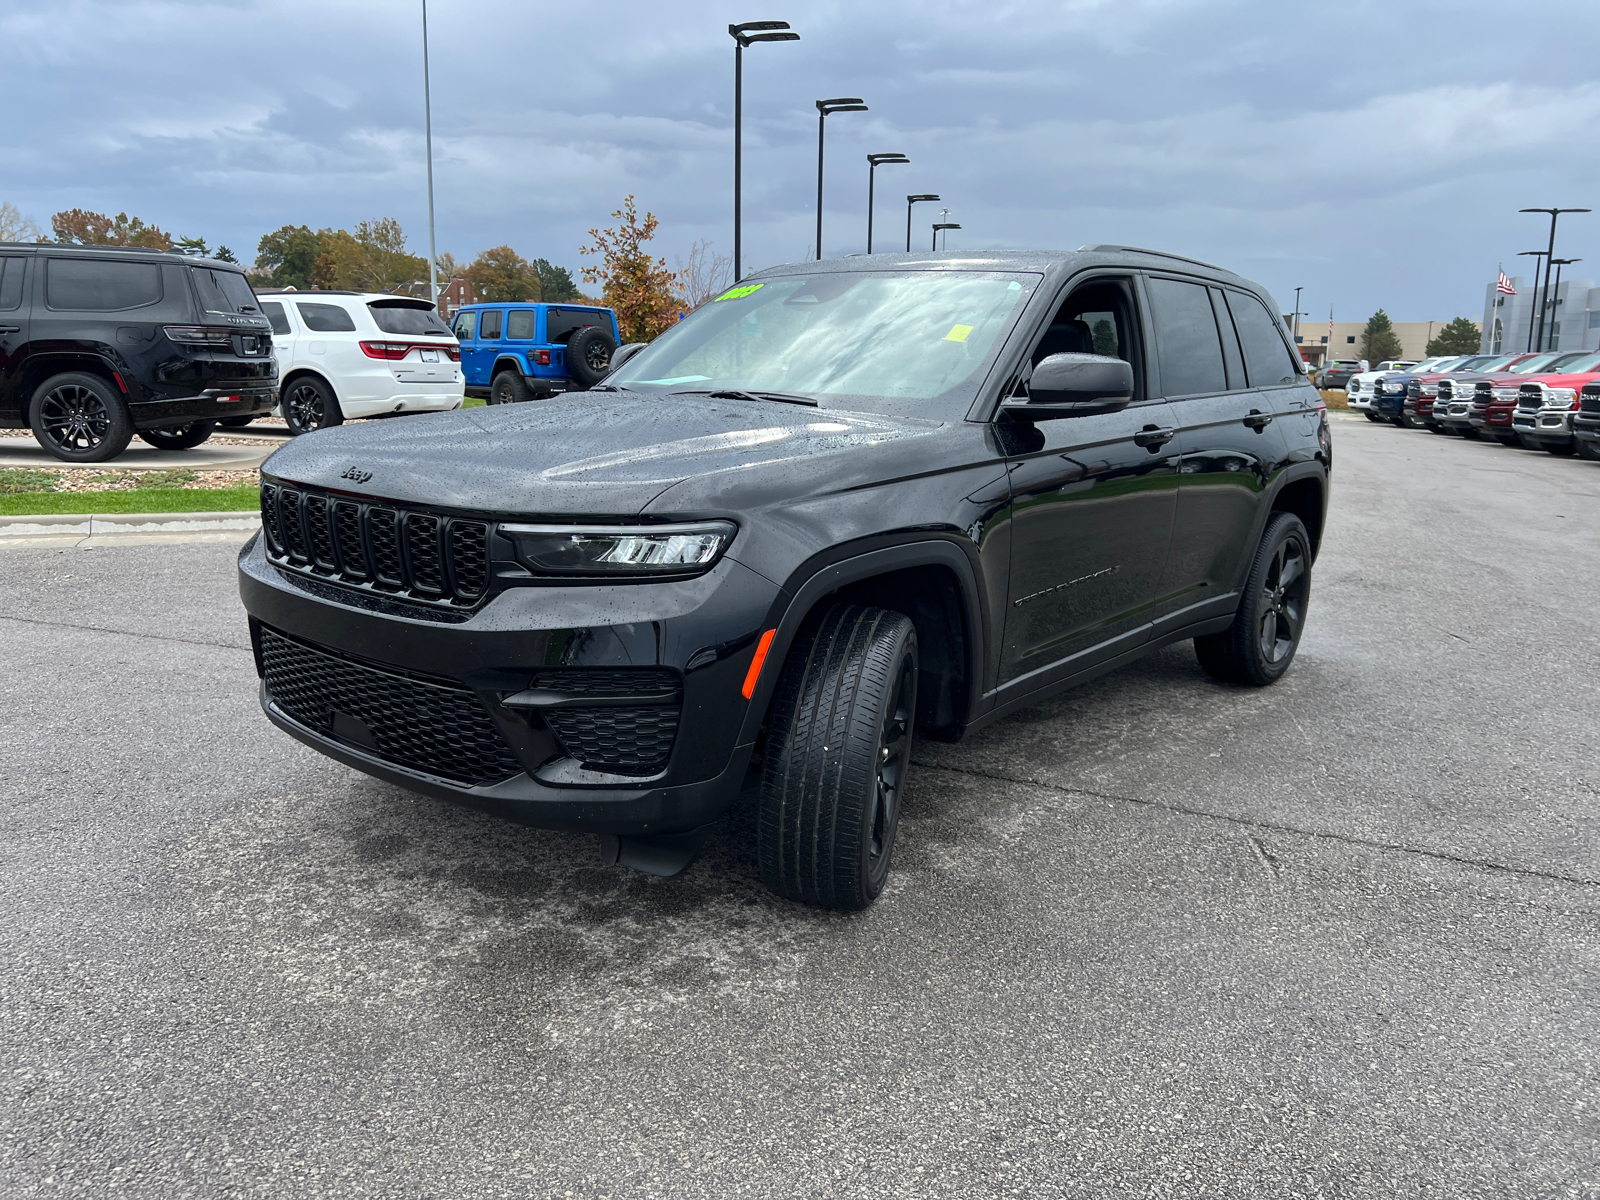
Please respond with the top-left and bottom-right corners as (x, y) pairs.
(735, 537), (988, 746)
(278, 367), (337, 403)
(491, 354), (531, 379)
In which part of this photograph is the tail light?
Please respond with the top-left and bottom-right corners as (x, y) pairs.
(444, 344), (460, 362)
(360, 341), (412, 360)
(164, 325), (233, 345)
(531, 349), (551, 366)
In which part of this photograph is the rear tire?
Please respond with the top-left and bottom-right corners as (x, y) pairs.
(567, 325), (619, 388)
(1195, 512), (1312, 687)
(758, 604), (918, 911)
(138, 420), (217, 450)
(282, 376), (343, 435)
(29, 372), (134, 463)
(490, 371), (531, 405)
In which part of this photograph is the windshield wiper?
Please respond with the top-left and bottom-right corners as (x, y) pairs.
(677, 388), (818, 408)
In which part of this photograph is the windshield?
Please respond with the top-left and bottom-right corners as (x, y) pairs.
(1550, 352), (1600, 374)
(193, 266), (259, 315)
(606, 271), (1039, 414)
(1509, 354), (1561, 373)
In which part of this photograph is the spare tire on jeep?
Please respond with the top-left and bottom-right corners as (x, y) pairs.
(567, 326), (619, 388)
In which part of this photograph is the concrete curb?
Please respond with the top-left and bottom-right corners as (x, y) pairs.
(0, 510), (259, 538)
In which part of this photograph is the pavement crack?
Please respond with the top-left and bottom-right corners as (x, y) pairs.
(0, 613), (250, 654)
(914, 758), (1600, 889)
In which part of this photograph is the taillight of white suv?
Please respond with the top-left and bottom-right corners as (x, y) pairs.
(359, 340), (461, 362)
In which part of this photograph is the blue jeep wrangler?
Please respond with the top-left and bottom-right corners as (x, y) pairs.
(451, 302), (622, 404)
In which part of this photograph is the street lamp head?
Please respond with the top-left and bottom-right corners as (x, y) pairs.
(1520, 207), (1591, 215)
(867, 153), (909, 166)
(933, 223), (961, 232)
(1551, 257), (1582, 265)
(730, 20), (798, 45)
(817, 97), (868, 115)
(908, 193), (939, 204)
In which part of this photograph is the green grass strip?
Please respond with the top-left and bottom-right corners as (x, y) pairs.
(0, 485), (259, 517)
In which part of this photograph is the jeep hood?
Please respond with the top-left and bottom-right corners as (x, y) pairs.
(260, 392), (941, 516)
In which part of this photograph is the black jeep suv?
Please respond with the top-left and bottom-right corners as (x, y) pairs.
(239, 248), (1329, 909)
(0, 244), (277, 461)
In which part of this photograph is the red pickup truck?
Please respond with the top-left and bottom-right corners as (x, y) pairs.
(1464, 351), (1596, 444)
(1509, 356), (1600, 453)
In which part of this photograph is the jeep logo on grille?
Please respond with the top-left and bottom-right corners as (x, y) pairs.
(341, 466), (373, 484)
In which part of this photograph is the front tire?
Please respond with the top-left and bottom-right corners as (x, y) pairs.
(1195, 511), (1312, 687)
(758, 604), (918, 911)
(1575, 439), (1600, 462)
(137, 420), (217, 450)
(29, 373), (134, 463)
(282, 377), (343, 435)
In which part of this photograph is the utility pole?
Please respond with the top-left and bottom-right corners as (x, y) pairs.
(729, 22), (799, 283)
(1519, 207), (1590, 352)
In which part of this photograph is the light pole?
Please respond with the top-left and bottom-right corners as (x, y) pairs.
(729, 21), (799, 283)
(906, 194), (939, 252)
(1520, 207), (1590, 353)
(866, 153), (909, 254)
(421, 0), (438, 309)
(1517, 250), (1549, 352)
(815, 98), (868, 260)
(933, 222), (960, 250)
(1547, 257), (1581, 350)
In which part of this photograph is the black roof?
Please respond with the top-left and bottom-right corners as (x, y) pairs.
(0, 241), (246, 271)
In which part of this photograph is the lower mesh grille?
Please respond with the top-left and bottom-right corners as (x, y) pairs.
(260, 627), (522, 786)
(531, 668), (682, 775)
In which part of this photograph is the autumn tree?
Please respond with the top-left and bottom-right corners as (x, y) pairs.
(466, 245), (542, 303)
(0, 202), (44, 242)
(254, 225), (330, 289)
(579, 195), (686, 342)
(51, 208), (172, 250)
(1358, 309), (1404, 364)
(531, 257), (580, 303)
(312, 218), (427, 293)
(1426, 316), (1482, 356)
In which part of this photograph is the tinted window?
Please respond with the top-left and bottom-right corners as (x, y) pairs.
(1210, 288), (1247, 390)
(546, 307), (604, 343)
(1147, 276), (1225, 396)
(452, 311), (475, 339)
(46, 258), (162, 311)
(259, 301), (291, 336)
(506, 309), (537, 340)
(296, 302), (357, 333)
(479, 309), (502, 340)
(369, 301), (452, 336)
(193, 267), (258, 315)
(0, 257), (23, 311)
(1224, 290), (1299, 387)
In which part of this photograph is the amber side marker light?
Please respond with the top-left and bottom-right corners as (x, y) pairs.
(741, 629), (777, 699)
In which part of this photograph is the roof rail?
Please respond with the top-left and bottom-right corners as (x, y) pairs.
(1079, 244), (1229, 273)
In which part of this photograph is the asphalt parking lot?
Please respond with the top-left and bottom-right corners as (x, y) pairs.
(2, 413), (1598, 1199)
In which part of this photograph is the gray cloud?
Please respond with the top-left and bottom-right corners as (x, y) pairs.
(2, 0), (1595, 321)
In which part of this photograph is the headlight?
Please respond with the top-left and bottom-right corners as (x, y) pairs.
(499, 521), (736, 576)
(1547, 388), (1576, 405)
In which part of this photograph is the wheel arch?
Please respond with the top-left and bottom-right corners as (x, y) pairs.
(739, 539), (987, 748)
(278, 367), (337, 402)
(18, 353), (128, 413)
(1268, 469), (1327, 558)
(490, 354), (527, 379)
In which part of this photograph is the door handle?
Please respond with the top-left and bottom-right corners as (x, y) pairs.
(0, 325), (19, 334)
(1134, 424), (1175, 449)
(1244, 409), (1274, 430)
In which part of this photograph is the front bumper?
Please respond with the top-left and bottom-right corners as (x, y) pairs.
(238, 532), (782, 835)
(1512, 410), (1574, 445)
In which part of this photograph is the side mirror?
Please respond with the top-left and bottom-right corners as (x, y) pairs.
(609, 342), (648, 372)
(1000, 352), (1133, 420)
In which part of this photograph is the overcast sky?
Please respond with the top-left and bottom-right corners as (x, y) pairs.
(4, 0), (1596, 322)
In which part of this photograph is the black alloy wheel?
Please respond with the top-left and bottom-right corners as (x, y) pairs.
(490, 371), (531, 404)
(283, 377), (343, 435)
(138, 420), (217, 451)
(1195, 511), (1312, 687)
(758, 604), (919, 910)
(29, 372), (134, 463)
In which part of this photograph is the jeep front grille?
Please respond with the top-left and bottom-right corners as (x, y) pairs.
(261, 481), (490, 607)
(260, 626), (522, 786)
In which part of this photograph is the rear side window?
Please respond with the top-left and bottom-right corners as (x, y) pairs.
(452, 311), (475, 339)
(0, 257), (24, 311)
(506, 310), (537, 340)
(545, 307), (603, 344)
(296, 302), (357, 333)
(1225, 291), (1300, 387)
(46, 258), (162, 311)
(259, 301), (291, 336)
(193, 267), (259, 315)
(1147, 276), (1225, 397)
(479, 309), (503, 340)
(368, 301), (452, 337)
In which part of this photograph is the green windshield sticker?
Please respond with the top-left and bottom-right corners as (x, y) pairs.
(714, 283), (765, 302)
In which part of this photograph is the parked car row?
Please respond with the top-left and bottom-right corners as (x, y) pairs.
(0, 240), (622, 462)
(1343, 350), (1600, 461)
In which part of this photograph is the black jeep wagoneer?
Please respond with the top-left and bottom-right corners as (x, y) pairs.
(240, 248), (1330, 909)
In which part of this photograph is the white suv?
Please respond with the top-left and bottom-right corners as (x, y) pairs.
(255, 291), (465, 434)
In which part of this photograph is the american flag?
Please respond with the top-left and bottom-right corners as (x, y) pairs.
(1497, 268), (1516, 295)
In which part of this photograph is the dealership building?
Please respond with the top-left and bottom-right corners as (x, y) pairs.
(1290, 320), (1472, 366)
(1481, 271), (1600, 355)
